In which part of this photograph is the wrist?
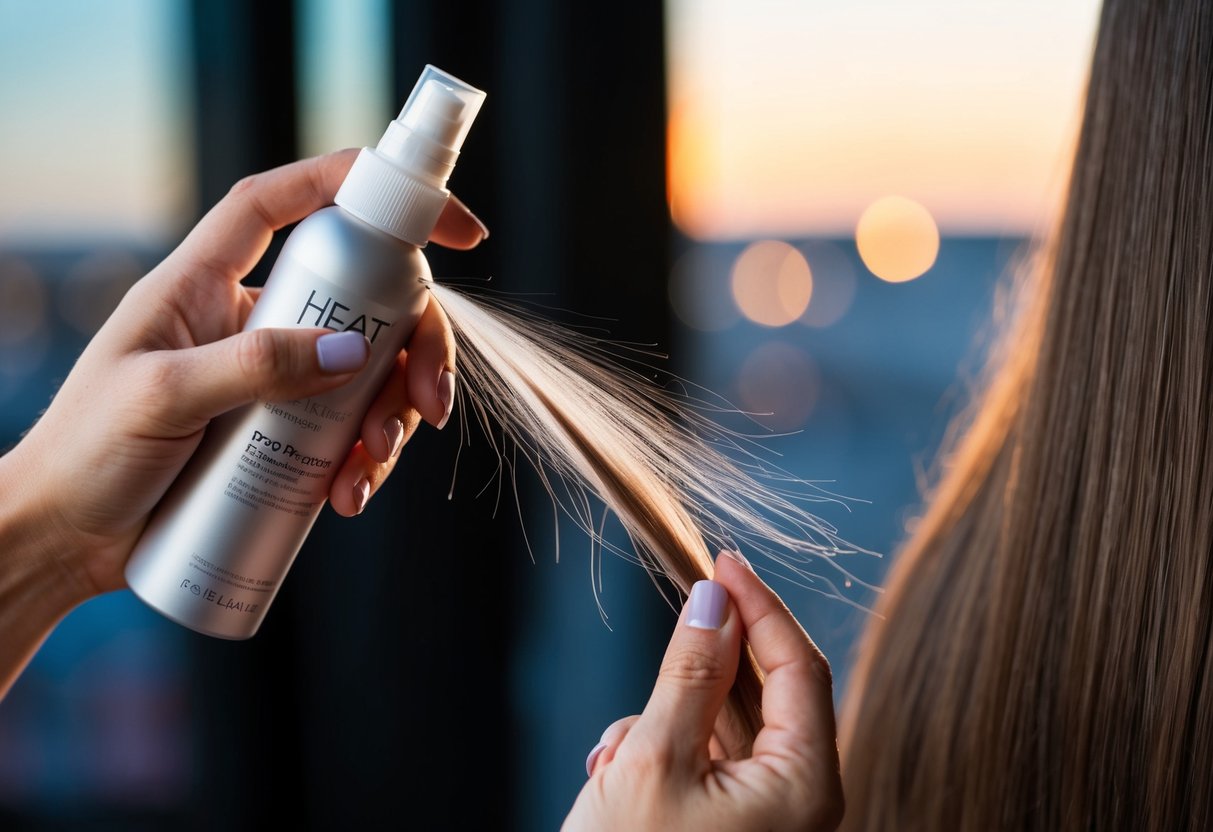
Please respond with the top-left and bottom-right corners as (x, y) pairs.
(0, 440), (93, 610)
(0, 440), (93, 698)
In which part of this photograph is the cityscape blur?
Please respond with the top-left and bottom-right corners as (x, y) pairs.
(0, 1), (1099, 829)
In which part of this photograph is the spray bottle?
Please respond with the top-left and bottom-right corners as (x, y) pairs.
(125, 66), (485, 639)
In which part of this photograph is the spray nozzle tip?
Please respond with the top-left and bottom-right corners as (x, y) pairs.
(394, 66), (485, 155)
(401, 80), (469, 146)
(337, 64), (485, 246)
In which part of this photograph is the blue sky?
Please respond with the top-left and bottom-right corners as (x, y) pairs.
(0, 0), (193, 245)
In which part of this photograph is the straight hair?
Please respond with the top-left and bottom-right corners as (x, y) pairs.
(840, 0), (1213, 827)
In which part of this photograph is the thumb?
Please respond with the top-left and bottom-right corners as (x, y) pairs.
(150, 328), (370, 427)
(631, 580), (742, 769)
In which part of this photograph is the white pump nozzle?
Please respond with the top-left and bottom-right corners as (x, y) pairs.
(401, 72), (480, 147)
(376, 66), (486, 189)
(404, 81), (466, 140)
(335, 65), (486, 246)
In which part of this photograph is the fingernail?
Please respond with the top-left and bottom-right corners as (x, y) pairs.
(353, 477), (370, 515)
(720, 549), (753, 571)
(383, 417), (405, 458)
(317, 331), (370, 374)
(436, 370), (455, 430)
(585, 742), (608, 777)
(452, 195), (490, 241)
(686, 580), (727, 630)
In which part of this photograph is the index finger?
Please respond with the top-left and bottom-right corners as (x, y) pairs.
(172, 149), (488, 283)
(175, 149), (360, 282)
(712, 553), (839, 772)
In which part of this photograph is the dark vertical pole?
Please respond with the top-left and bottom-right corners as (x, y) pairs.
(282, 4), (520, 829)
(501, 4), (674, 828)
(187, 2), (306, 830)
(559, 4), (673, 324)
(191, 0), (298, 210)
(392, 1), (673, 828)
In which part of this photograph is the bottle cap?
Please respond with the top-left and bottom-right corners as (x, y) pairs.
(335, 65), (486, 246)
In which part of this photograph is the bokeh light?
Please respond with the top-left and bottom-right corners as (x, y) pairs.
(730, 241), (813, 327)
(58, 251), (144, 336)
(799, 241), (857, 328)
(855, 196), (940, 283)
(736, 341), (820, 432)
(668, 247), (741, 331)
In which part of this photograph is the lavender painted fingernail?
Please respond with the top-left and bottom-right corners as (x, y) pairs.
(353, 477), (370, 515)
(317, 331), (370, 374)
(686, 580), (727, 630)
(436, 370), (456, 429)
(384, 417), (405, 458)
(585, 741), (608, 777)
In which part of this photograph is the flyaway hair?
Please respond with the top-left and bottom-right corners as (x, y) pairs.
(426, 281), (873, 750)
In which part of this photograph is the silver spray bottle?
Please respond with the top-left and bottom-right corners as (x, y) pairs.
(125, 66), (485, 639)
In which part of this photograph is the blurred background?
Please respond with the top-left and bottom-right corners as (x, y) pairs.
(0, 0), (1099, 828)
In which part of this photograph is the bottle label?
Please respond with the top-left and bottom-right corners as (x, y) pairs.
(294, 287), (395, 343)
(229, 268), (411, 510)
(126, 252), (428, 636)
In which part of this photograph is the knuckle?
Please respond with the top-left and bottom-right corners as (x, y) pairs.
(227, 174), (275, 228)
(131, 354), (184, 411)
(140, 352), (180, 392)
(227, 173), (260, 198)
(659, 645), (730, 690)
(621, 734), (675, 777)
(234, 329), (280, 389)
(603, 715), (640, 741)
(124, 354), (188, 430)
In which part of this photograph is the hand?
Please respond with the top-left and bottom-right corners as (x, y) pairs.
(564, 552), (844, 832)
(1, 148), (487, 603)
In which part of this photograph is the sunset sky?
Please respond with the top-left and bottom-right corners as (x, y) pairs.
(0, 1), (1102, 245)
(666, 0), (1103, 239)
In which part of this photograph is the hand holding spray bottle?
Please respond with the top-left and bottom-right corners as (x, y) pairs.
(125, 66), (485, 639)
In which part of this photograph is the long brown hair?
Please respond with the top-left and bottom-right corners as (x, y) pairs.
(841, 0), (1213, 828)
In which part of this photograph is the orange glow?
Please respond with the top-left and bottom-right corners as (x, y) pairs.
(665, 0), (1100, 238)
(730, 241), (813, 327)
(855, 196), (939, 283)
(736, 342), (819, 431)
(666, 101), (718, 238)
